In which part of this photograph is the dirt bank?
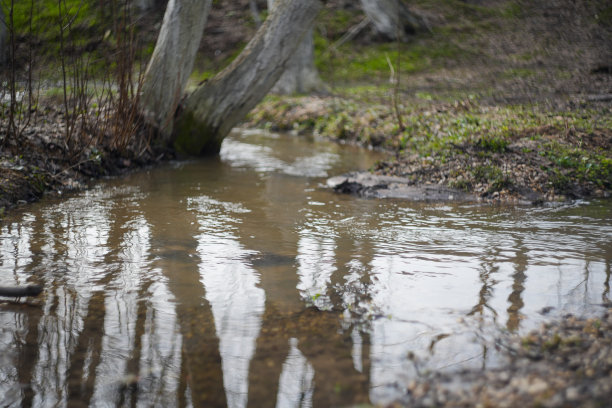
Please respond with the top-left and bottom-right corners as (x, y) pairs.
(246, 0), (612, 203)
(248, 95), (611, 203)
(0, 103), (172, 217)
(401, 308), (612, 408)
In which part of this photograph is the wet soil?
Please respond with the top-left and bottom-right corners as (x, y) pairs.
(0, 104), (172, 215)
(403, 309), (612, 408)
(327, 172), (480, 202)
(249, 95), (612, 203)
(369, 125), (612, 203)
(1, 1), (612, 406)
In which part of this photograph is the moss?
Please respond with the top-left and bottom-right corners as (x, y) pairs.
(172, 111), (223, 156)
(596, 6), (612, 25)
(502, 2), (523, 18)
(542, 333), (562, 351)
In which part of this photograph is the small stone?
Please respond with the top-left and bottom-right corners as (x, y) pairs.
(566, 387), (580, 400)
(527, 378), (548, 395)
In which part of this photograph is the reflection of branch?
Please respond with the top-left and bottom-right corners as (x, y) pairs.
(435, 352), (484, 371)
(506, 236), (527, 332)
(428, 333), (450, 354)
(566, 260), (590, 301)
(603, 259), (610, 303)
(566, 277), (588, 296)
(15, 288), (44, 406)
(467, 264), (498, 319)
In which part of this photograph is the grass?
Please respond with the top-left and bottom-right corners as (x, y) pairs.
(7, 0), (100, 49)
(248, 86), (612, 197)
(542, 143), (612, 189)
(4, 0), (154, 80)
(314, 35), (463, 83)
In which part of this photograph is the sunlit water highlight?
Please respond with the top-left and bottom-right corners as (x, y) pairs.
(1, 129), (610, 407)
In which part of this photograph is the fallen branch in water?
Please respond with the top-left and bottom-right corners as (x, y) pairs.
(0, 285), (43, 297)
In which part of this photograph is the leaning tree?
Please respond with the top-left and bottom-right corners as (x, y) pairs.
(140, 0), (323, 155)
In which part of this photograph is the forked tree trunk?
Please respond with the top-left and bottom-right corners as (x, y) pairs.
(172, 0), (323, 155)
(140, 0), (212, 140)
(267, 0), (324, 95)
(360, 0), (429, 41)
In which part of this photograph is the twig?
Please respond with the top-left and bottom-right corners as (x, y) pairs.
(327, 16), (371, 54)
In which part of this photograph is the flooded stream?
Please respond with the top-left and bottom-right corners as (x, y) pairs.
(1, 129), (611, 407)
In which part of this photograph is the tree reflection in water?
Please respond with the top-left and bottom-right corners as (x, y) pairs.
(0, 131), (611, 407)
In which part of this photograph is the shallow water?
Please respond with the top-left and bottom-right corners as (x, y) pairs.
(1, 129), (611, 407)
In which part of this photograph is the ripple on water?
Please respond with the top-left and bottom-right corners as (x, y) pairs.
(0, 130), (610, 407)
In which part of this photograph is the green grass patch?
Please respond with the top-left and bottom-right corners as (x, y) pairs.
(542, 142), (612, 190)
(502, 68), (537, 79)
(476, 134), (509, 153)
(7, 0), (100, 48)
(471, 165), (512, 192)
(315, 34), (462, 83)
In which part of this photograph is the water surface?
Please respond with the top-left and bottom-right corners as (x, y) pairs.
(1, 129), (611, 407)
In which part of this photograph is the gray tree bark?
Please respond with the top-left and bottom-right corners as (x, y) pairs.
(250, 0), (262, 27)
(267, 0), (324, 95)
(360, 0), (429, 41)
(135, 0), (154, 12)
(139, 0), (212, 140)
(172, 0), (323, 155)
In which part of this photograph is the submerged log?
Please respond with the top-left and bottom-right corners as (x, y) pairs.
(0, 284), (43, 297)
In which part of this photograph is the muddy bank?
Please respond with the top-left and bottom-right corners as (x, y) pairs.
(400, 309), (612, 408)
(0, 104), (172, 217)
(249, 96), (612, 203)
(327, 172), (479, 202)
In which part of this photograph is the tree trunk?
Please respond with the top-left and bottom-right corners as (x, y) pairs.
(139, 0), (212, 140)
(267, 0), (324, 95)
(0, 6), (6, 65)
(250, 0), (262, 28)
(360, 0), (429, 41)
(172, 0), (323, 155)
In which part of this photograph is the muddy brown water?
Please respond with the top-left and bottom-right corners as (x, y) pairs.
(1, 129), (611, 407)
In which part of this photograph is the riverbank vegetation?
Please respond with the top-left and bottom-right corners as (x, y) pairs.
(249, 94), (611, 202)
(248, 0), (612, 202)
(2, 0), (611, 212)
(1, 1), (612, 406)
